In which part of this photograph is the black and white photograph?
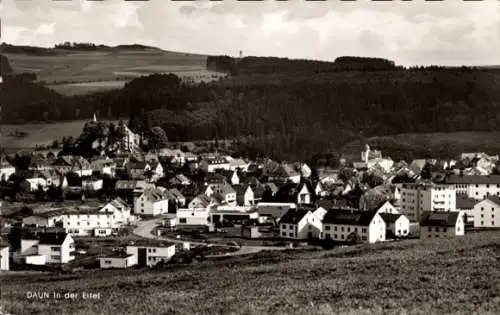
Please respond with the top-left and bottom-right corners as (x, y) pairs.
(0, 0), (499, 314)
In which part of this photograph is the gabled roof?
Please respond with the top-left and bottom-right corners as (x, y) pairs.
(257, 204), (294, 218)
(263, 182), (279, 193)
(115, 180), (141, 190)
(109, 197), (129, 210)
(190, 194), (212, 207)
(142, 188), (168, 202)
(445, 175), (500, 185)
(210, 183), (236, 196)
(420, 211), (460, 227)
(167, 188), (185, 199)
(322, 210), (378, 226)
(38, 232), (69, 245)
(229, 158), (247, 167)
(100, 251), (134, 259)
(456, 195), (477, 210)
(279, 208), (310, 224)
(127, 161), (149, 170)
(379, 213), (403, 224)
(316, 198), (351, 209)
(269, 164), (300, 178)
(233, 184), (251, 197)
(485, 195), (500, 207)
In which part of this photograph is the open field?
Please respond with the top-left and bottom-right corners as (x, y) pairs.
(0, 119), (122, 148)
(341, 131), (500, 161)
(1, 231), (499, 314)
(5, 48), (224, 95)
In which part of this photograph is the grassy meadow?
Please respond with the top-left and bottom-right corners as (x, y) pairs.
(0, 119), (122, 149)
(1, 231), (499, 315)
(5, 48), (224, 95)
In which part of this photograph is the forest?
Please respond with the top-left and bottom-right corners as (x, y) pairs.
(2, 53), (500, 161)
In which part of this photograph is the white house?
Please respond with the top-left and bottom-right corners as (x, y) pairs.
(118, 121), (141, 152)
(0, 243), (9, 270)
(149, 162), (164, 182)
(22, 177), (48, 192)
(126, 162), (151, 180)
(23, 212), (65, 228)
(234, 185), (255, 206)
(199, 157), (230, 173)
(81, 176), (103, 191)
(99, 197), (135, 226)
(205, 183), (237, 206)
(90, 158), (116, 177)
(314, 182), (327, 198)
(126, 242), (176, 267)
(176, 208), (211, 226)
(228, 158), (249, 172)
(321, 210), (386, 244)
(64, 210), (115, 237)
(134, 188), (169, 216)
(379, 213), (410, 237)
(445, 175), (500, 200)
(471, 196), (500, 228)
(419, 211), (464, 239)
(188, 194), (218, 209)
(19, 232), (75, 265)
(400, 182), (456, 222)
(166, 188), (186, 208)
(374, 201), (400, 214)
(99, 251), (137, 269)
(297, 183), (311, 204)
(0, 160), (15, 182)
(279, 208), (322, 240)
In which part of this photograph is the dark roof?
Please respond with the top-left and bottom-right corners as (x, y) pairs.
(257, 204), (294, 218)
(322, 210), (378, 226)
(445, 175), (500, 185)
(38, 232), (69, 245)
(379, 213), (403, 224)
(456, 195), (477, 210)
(100, 251), (134, 259)
(420, 211), (460, 227)
(485, 195), (500, 206)
(279, 208), (310, 224)
(316, 198), (351, 209)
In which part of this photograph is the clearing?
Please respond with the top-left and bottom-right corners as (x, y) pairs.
(0, 231), (498, 314)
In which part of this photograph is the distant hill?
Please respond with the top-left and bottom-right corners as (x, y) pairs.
(0, 42), (162, 55)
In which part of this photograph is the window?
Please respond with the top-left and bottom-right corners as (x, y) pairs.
(492, 208), (495, 211)
(354, 228), (358, 232)
(325, 226), (331, 231)
(428, 227), (432, 232)
(362, 236), (367, 241)
(179, 218), (186, 223)
(51, 247), (60, 252)
(341, 227), (344, 232)
(481, 221), (484, 225)
(481, 207), (484, 211)
(153, 249), (156, 253)
(51, 255), (59, 260)
(443, 228), (447, 232)
(105, 260), (112, 264)
(487, 184), (490, 188)
(347, 227), (351, 232)
(148, 249), (151, 253)
(281, 224), (286, 230)
(435, 227), (439, 232)
(289, 225), (293, 229)
(362, 228), (367, 233)
(334, 234), (337, 239)
(341, 235), (344, 239)
(428, 235), (431, 238)
(99, 230), (106, 234)
(334, 226), (338, 231)
(282, 232), (286, 237)
(481, 214), (484, 218)
(289, 233), (293, 237)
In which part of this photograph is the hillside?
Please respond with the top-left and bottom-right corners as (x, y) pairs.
(1, 231), (499, 314)
(341, 132), (500, 162)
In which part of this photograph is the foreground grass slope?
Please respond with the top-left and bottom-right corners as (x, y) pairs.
(341, 131), (500, 161)
(1, 231), (499, 315)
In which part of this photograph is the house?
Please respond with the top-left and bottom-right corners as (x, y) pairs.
(0, 160), (15, 182)
(409, 159), (427, 173)
(444, 175), (500, 200)
(64, 209), (115, 237)
(221, 170), (240, 185)
(40, 170), (68, 189)
(117, 121), (141, 152)
(148, 161), (164, 182)
(99, 197), (135, 226)
(18, 232), (75, 265)
(274, 182), (312, 205)
(90, 157), (116, 177)
(233, 184), (255, 206)
(21, 177), (48, 192)
(205, 183), (237, 206)
(228, 158), (249, 172)
(134, 188), (169, 216)
(205, 173), (228, 185)
(99, 251), (137, 269)
(166, 188), (186, 207)
(379, 213), (410, 237)
(81, 176), (103, 191)
(199, 157), (230, 173)
(126, 241), (176, 267)
(176, 208), (211, 226)
(52, 156), (92, 176)
(0, 242), (9, 270)
(399, 182), (456, 222)
(471, 196), (500, 228)
(317, 168), (341, 184)
(419, 211), (464, 239)
(159, 149), (187, 165)
(257, 202), (296, 223)
(126, 162), (151, 180)
(115, 180), (154, 197)
(188, 194), (218, 209)
(314, 181), (327, 198)
(168, 174), (192, 186)
(279, 208), (322, 240)
(374, 201), (399, 214)
(23, 211), (65, 228)
(268, 164), (301, 183)
(321, 210), (386, 244)
(28, 157), (54, 172)
(456, 195), (477, 225)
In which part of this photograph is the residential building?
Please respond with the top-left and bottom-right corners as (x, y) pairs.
(81, 176), (103, 191)
(445, 175), (500, 200)
(52, 156), (92, 177)
(149, 161), (164, 182)
(471, 196), (500, 228)
(21, 177), (48, 192)
(257, 202), (296, 223)
(134, 188), (169, 216)
(64, 209), (115, 237)
(18, 232), (75, 265)
(314, 181), (327, 198)
(419, 211), (464, 239)
(267, 163), (301, 183)
(90, 158), (116, 177)
(456, 195), (476, 225)
(274, 182), (312, 205)
(126, 162), (151, 180)
(228, 158), (249, 172)
(0, 243), (9, 270)
(222, 170), (240, 185)
(321, 210), (386, 244)
(279, 208), (322, 240)
(176, 208), (211, 226)
(99, 252), (137, 269)
(126, 242), (176, 267)
(118, 121), (141, 152)
(166, 188), (186, 208)
(205, 183), (237, 206)
(374, 201), (400, 214)
(99, 197), (134, 226)
(168, 174), (192, 186)
(0, 160), (15, 182)
(400, 182), (456, 222)
(23, 212), (65, 228)
(234, 185), (255, 206)
(199, 157), (230, 173)
(379, 213), (410, 237)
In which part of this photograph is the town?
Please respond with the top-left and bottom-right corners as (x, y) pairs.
(0, 114), (497, 272)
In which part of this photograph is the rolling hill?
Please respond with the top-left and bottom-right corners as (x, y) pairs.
(0, 231), (498, 314)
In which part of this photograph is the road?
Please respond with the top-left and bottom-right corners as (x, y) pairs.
(132, 218), (288, 257)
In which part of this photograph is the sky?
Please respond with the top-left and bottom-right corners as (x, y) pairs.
(1, 0), (499, 66)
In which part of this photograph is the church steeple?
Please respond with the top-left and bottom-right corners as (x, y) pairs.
(93, 112), (97, 122)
